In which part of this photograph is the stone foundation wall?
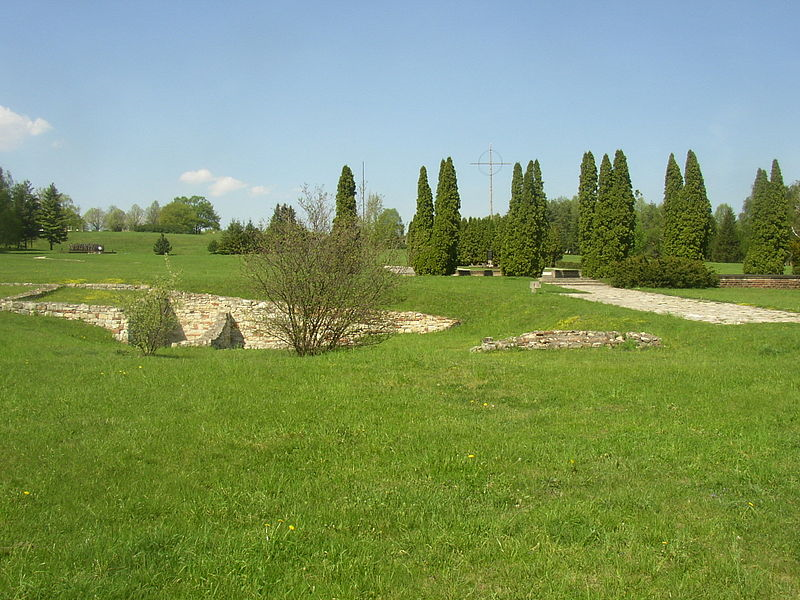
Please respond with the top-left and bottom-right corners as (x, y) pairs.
(471, 330), (661, 352)
(718, 275), (800, 289)
(1, 284), (457, 350)
(0, 298), (128, 341)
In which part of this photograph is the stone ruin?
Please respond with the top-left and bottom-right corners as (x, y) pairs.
(0, 283), (459, 350)
(471, 330), (661, 352)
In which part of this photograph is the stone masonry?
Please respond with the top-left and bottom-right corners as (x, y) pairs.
(471, 330), (661, 352)
(0, 284), (458, 349)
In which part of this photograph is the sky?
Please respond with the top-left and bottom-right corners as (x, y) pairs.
(2, 0), (798, 228)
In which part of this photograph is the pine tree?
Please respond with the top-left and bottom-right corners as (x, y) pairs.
(333, 165), (358, 231)
(743, 160), (790, 273)
(577, 151), (597, 256)
(709, 204), (741, 262)
(408, 166), (435, 274)
(427, 158), (461, 275)
(661, 153), (684, 256)
(582, 151), (634, 277)
(38, 183), (68, 250)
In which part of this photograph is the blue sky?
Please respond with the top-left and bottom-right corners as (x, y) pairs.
(2, 0), (798, 227)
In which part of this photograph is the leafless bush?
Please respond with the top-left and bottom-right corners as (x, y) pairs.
(244, 220), (397, 356)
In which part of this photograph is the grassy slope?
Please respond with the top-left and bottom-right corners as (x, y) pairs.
(1, 236), (800, 599)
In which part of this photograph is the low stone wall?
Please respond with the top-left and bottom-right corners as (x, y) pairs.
(1, 298), (128, 341)
(0, 284), (458, 350)
(718, 275), (800, 289)
(471, 330), (661, 352)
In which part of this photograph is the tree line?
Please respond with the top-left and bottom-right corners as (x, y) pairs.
(407, 152), (800, 277)
(82, 196), (221, 234)
(0, 168), (81, 250)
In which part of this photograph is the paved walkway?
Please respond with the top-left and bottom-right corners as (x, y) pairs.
(555, 282), (800, 325)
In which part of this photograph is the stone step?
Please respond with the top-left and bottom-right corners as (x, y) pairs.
(539, 277), (604, 286)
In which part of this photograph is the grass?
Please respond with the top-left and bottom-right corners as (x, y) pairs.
(25, 287), (138, 307)
(0, 284), (39, 299)
(2, 234), (800, 599)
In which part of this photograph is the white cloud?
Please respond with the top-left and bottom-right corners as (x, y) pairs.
(0, 105), (53, 151)
(209, 175), (247, 196)
(180, 167), (267, 198)
(249, 185), (271, 196)
(179, 168), (215, 184)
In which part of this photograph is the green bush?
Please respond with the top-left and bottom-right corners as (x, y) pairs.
(609, 256), (719, 289)
(153, 233), (172, 255)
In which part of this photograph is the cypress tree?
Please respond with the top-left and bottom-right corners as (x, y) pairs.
(583, 151), (636, 278)
(743, 160), (790, 273)
(408, 166), (435, 274)
(38, 183), (68, 250)
(332, 165), (357, 231)
(664, 151), (711, 259)
(709, 204), (741, 262)
(680, 150), (713, 259)
(577, 151), (598, 256)
(661, 153), (684, 256)
(530, 159), (549, 275)
(501, 162), (533, 276)
(428, 157), (461, 275)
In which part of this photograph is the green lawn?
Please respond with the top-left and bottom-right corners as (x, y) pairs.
(2, 236), (800, 599)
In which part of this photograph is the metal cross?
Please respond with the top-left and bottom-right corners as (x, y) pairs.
(471, 144), (510, 219)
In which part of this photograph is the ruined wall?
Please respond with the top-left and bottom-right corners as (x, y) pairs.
(471, 330), (661, 352)
(1, 284), (457, 349)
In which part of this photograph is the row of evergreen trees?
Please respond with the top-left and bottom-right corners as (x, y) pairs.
(406, 159), (462, 275)
(407, 151), (797, 277)
(0, 168), (72, 250)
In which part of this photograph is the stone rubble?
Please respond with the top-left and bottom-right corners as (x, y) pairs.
(471, 330), (661, 352)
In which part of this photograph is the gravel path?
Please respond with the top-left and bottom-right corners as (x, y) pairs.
(556, 282), (800, 325)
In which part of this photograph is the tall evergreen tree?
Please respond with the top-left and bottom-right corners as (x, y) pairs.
(743, 160), (790, 273)
(408, 166), (435, 274)
(0, 168), (19, 247)
(12, 181), (39, 248)
(577, 151), (598, 256)
(664, 150), (712, 259)
(583, 151), (635, 277)
(709, 204), (741, 262)
(661, 153), (684, 256)
(427, 157), (461, 275)
(530, 159), (549, 275)
(501, 162), (535, 276)
(38, 183), (68, 250)
(333, 165), (358, 231)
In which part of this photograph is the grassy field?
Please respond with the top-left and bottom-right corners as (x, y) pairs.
(2, 235), (800, 599)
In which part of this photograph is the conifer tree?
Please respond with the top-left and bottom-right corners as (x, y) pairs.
(744, 160), (790, 273)
(38, 183), (68, 250)
(500, 162), (533, 276)
(582, 152), (634, 277)
(709, 204), (741, 262)
(332, 165), (358, 231)
(408, 166), (435, 274)
(530, 159), (549, 275)
(661, 153), (684, 256)
(577, 151), (597, 256)
(427, 158), (461, 275)
(664, 151), (712, 259)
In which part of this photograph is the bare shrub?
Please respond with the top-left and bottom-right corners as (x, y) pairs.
(244, 221), (397, 356)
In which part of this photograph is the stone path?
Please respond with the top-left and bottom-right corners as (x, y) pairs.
(555, 281), (800, 325)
